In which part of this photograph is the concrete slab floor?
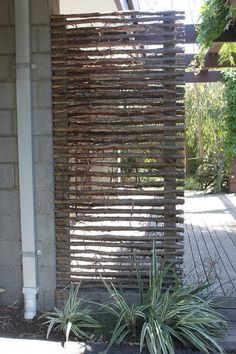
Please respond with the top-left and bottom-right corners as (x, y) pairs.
(0, 331), (236, 354)
(0, 338), (87, 354)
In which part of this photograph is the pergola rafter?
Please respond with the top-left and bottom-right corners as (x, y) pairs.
(118, 0), (236, 81)
(185, 0), (236, 82)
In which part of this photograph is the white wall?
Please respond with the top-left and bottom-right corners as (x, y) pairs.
(60, 0), (118, 14)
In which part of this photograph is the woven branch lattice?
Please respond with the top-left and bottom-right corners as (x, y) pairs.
(51, 10), (185, 290)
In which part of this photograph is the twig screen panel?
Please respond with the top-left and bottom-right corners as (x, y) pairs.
(51, 11), (185, 289)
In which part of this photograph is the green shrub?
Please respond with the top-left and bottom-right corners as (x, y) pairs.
(221, 70), (236, 162)
(103, 244), (227, 354)
(196, 0), (236, 65)
(41, 283), (100, 342)
(185, 176), (202, 190)
(41, 250), (227, 353)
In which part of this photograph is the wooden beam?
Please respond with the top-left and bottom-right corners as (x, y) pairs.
(185, 24), (236, 44)
(185, 25), (198, 44)
(185, 71), (221, 83)
(127, 0), (140, 10)
(185, 53), (236, 67)
(208, 43), (223, 54)
(114, 0), (129, 10)
(115, 0), (140, 10)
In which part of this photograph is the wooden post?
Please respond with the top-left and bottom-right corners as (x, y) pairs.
(51, 17), (71, 290)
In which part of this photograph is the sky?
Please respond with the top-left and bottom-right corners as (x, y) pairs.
(138, 0), (204, 24)
(60, 0), (205, 24)
(138, 0), (205, 53)
(60, 0), (204, 53)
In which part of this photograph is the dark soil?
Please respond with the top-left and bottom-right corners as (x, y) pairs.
(0, 305), (63, 341)
(0, 305), (203, 353)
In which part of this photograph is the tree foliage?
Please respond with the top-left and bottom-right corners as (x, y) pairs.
(185, 83), (227, 162)
(197, 0), (230, 50)
(185, 83), (229, 191)
(221, 70), (236, 159)
(197, 0), (236, 65)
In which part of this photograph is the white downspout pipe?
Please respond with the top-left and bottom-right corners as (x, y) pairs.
(15, 0), (38, 319)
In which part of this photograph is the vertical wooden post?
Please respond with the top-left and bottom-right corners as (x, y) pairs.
(51, 17), (71, 291)
(163, 13), (178, 274)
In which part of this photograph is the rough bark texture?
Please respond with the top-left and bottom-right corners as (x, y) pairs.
(51, 11), (185, 291)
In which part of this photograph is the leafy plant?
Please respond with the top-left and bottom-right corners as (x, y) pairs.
(103, 243), (227, 354)
(197, 0), (230, 49)
(221, 69), (236, 161)
(196, 150), (228, 192)
(197, 0), (236, 65)
(219, 43), (236, 66)
(185, 176), (201, 190)
(185, 83), (229, 190)
(102, 280), (147, 349)
(41, 283), (100, 342)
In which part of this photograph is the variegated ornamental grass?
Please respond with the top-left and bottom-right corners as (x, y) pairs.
(41, 283), (100, 342)
(103, 243), (227, 354)
(42, 243), (227, 353)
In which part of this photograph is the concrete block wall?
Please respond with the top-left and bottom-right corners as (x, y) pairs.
(0, 0), (59, 310)
(0, 0), (22, 305)
(31, 0), (59, 310)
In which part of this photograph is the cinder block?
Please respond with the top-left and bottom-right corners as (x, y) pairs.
(35, 162), (54, 191)
(35, 189), (54, 213)
(0, 55), (15, 81)
(0, 190), (20, 215)
(32, 54), (52, 80)
(14, 163), (19, 187)
(38, 81), (52, 109)
(0, 137), (18, 162)
(0, 110), (13, 135)
(8, 0), (15, 26)
(36, 214), (55, 243)
(34, 136), (53, 162)
(0, 27), (15, 54)
(0, 266), (22, 291)
(37, 241), (56, 269)
(32, 81), (53, 111)
(0, 163), (15, 188)
(31, 0), (50, 25)
(230, 180), (236, 193)
(50, 0), (60, 15)
(31, 26), (38, 53)
(0, 215), (21, 241)
(12, 110), (17, 135)
(37, 26), (51, 53)
(0, 240), (22, 266)
(31, 81), (38, 109)
(38, 265), (56, 287)
(38, 289), (56, 311)
(33, 109), (52, 135)
(0, 289), (23, 306)
(0, 83), (16, 109)
(37, 265), (56, 295)
(0, 1), (11, 26)
(0, 56), (10, 81)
